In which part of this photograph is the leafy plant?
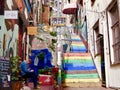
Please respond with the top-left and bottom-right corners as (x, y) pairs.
(10, 56), (20, 81)
(48, 39), (57, 52)
(36, 36), (44, 41)
(49, 31), (57, 37)
(64, 34), (67, 37)
(37, 52), (45, 60)
(49, 45), (55, 52)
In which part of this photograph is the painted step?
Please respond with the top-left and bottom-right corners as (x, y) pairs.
(63, 59), (94, 64)
(63, 66), (96, 71)
(71, 46), (87, 50)
(71, 38), (82, 41)
(70, 50), (87, 53)
(64, 70), (97, 74)
(62, 34), (101, 88)
(71, 46), (87, 52)
(63, 73), (99, 79)
(71, 41), (85, 44)
(62, 82), (101, 87)
(64, 56), (92, 60)
(63, 78), (100, 83)
(64, 53), (91, 56)
(63, 53), (92, 60)
(71, 49), (87, 52)
(71, 35), (81, 38)
(63, 63), (94, 67)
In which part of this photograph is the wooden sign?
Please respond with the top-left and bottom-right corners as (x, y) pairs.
(27, 26), (38, 35)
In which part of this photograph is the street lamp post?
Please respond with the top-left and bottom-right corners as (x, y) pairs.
(56, 0), (62, 86)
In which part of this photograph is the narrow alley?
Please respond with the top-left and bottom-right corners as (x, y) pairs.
(0, 0), (120, 90)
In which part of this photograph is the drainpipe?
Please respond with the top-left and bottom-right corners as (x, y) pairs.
(105, 10), (111, 88)
(26, 34), (29, 61)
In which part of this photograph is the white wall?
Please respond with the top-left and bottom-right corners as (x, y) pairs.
(85, 0), (120, 88)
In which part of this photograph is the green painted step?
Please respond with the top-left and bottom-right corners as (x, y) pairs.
(63, 73), (99, 79)
(63, 59), (94, 63)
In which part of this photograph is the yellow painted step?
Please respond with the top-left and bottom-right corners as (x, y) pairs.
(64, 78), (100, 83)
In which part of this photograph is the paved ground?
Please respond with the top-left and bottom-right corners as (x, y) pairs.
(25, 82), (118, 90)
(63, 87), (116, 90)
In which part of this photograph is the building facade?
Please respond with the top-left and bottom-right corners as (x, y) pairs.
(84, 0), (120, 88)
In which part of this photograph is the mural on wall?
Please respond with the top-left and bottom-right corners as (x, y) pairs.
(4, 19), (19, 57)
(0, 0), (19, 57)
(32, 37), (47, 50)
(0, 16), (6, 56)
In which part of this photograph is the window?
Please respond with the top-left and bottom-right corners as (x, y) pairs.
(91, 0), (95, 6)
(79, 0), (83, 6)
(93, 20), (102, 56)
(68, 0), (70, 3)
(94, 26), (100, 55)
(109, 2), (120, 64)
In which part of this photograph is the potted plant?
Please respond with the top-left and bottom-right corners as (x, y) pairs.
(10, 56), (20, 81)
(10, 56), (22, 90)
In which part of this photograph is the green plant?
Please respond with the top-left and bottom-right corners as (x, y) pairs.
(37, 52), (45, 60)
(64, 34), (67, 37)
(49, 31), (57, 37)
(10, 56), (20, 81)
(48, 39), (57, 52)
(36, 36), (44, 41)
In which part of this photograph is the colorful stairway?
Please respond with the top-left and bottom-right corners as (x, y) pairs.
(62, 35), (101, 87)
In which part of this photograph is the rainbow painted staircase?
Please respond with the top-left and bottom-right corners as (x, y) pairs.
(62, 35), (101, 87)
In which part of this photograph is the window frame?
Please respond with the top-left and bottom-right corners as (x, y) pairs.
(107, 0), (120, 65)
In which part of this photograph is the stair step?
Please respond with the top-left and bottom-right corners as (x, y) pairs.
(71, 41), (84, 44)
(63, 34), (100, 88)
(63, 78), (100, 83)
(63, 60), (94, 64)
(71, 47), (87, 50)
(64, 53), (91, 56)
(71, 39), (82, 41)
(63, 63), (94, 67)
(63, 66), (96, 71)
(63, 73), (99, 79)
(64, 57), (92, 60)
(64, 70), (97, 74)
(62, 82), (101, 88)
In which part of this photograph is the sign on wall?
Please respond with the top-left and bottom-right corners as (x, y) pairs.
(51, 17), (66, 26)
(27, 26), (38, 35)
(4, 10), (18, 19)
(0, 57), (11, 90)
